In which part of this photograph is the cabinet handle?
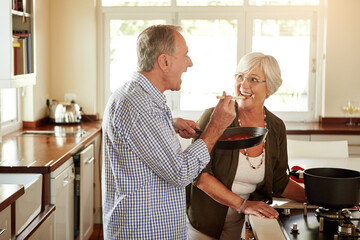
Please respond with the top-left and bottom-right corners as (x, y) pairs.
(85, 157), (94, 164)
(0, 229), (5, 235)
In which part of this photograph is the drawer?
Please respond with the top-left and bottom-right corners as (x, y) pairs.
(0, 205), (11, 240)
(287, 134), (310, 141)
(0, 174), (42, 235)
(310, 134), (360, 145)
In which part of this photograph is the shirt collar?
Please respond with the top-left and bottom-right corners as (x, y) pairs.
(133, 72), (167, 108)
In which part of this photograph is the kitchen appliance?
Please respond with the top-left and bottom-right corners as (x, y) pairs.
(50, 157), (75, 240)
(74, 144), (94, 240)
(48, 99), (82, 124)
(246, 204), (360, 240)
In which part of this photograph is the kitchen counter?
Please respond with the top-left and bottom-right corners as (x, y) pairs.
(0, 121), (102, 173)
(0, 184), (24, 212)
(285, 121), (360, 135)
(0, 120), (102, 213)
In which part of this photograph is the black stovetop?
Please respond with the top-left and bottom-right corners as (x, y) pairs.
(277, 208), (360, 240)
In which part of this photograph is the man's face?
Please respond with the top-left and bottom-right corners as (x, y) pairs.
(165, 31), (193, 91)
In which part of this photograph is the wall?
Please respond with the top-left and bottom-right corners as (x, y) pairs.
(323, 0), (360, 117)
(24, 0), (97, 121)
(49, 0), (97, 116)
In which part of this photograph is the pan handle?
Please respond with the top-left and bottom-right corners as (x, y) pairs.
(289, 170), (304, 179)
(195, 129), (203, 134)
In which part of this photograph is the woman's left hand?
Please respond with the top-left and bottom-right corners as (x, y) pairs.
(242, 200), (279, 219)
(173, 118), (200, 139)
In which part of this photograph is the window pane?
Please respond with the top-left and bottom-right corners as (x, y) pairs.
(109, 20), (165, 92)
(251, 19), (311, 112)
(177, 0), (243, 6)
(102, 0), (170, 6)
(249, 0), (319, 6)
(180, 19), (237, 111)
(1, 88), (17, 123)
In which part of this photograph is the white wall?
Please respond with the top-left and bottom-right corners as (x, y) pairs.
(49, 0), (97, 116)
(26, 0), (97, 122)
(323, 0), (360, 117)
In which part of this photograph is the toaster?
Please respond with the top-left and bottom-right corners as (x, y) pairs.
(48, 100), (82, 124)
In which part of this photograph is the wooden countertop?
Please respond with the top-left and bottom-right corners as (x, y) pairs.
(0, 121), (102, 173)
(285, 121), (360, 135)
(0, 184), (24, 212)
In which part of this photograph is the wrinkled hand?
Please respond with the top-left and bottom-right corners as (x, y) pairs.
(173, 118), (200, 139)
(242, 201), (279, 219)
(208, 91), (236, 133)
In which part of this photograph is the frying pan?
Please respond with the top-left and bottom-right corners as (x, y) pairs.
(290, 167), (360, 209)
(197, 127), (268, 150)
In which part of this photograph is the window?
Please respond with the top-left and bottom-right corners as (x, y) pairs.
(108, 20), (166, 92)
(101, 0), (324, 122)
(248, 15), (316, 121)
(1, 88), (20, 136)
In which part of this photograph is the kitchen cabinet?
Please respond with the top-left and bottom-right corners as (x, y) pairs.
(287, 134), (360, 158)
(311, 134), (360, 157)
(27, 207), (55, 240)
(0, 0), (36, 88)
(0, 122), (102, 239)
(74, 144), (94, 240)
(0, 173), (42, 236)
(0, 205), (11, 240)
(92, 133), (102, 224)
(50, 157), (75, 240)
(0, 184), (24, 240)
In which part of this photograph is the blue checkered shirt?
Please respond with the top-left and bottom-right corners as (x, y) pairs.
(102, 72), (210, 239)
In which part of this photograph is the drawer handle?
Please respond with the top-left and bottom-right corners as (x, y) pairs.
(0, 229), (5, 235)
(63, 173), (75, 186)
(85, 157), (94, 164)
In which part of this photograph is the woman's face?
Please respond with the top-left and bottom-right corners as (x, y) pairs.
(234, 65), (270, 110)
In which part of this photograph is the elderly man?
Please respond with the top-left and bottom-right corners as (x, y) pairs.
(102, 24), (235, 239)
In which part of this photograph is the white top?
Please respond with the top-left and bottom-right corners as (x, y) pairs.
(231, 152), (265, 199)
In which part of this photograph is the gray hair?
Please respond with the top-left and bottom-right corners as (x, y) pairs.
(236, 52), (282, 95)
(137, 25), (182, 72)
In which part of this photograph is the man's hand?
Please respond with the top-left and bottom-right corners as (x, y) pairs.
(200, 91), (236, 152)
(173, 118), (200, 139)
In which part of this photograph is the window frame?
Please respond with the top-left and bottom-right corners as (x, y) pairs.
(0, 88), (22, 136)
(98, 1), (326, 122)
(246, 10), (321, 121)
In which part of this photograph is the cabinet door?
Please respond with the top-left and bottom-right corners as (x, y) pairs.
(52, 163), (75, 240)
(0, 205), (11, 240)
(310, 134), (360, 157)
(80, 144), (94, 240)
(287, 134), (310, 141)
(0, 0), (36, 88)
(28, 211), (55, 240)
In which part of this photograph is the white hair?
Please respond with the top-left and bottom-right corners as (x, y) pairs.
(236, 52), (282, 95)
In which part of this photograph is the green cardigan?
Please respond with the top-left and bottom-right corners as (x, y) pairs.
(186, 106), (289, 239)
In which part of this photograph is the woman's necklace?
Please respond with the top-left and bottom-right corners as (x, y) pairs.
(238, 110), (267, 169)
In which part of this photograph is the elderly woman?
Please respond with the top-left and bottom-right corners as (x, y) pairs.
(186, 52), (306, 240)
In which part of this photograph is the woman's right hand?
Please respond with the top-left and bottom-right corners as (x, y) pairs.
(242, 200), (279, 219)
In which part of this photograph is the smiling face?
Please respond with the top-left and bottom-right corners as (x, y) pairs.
(235, 65), (269, 110)
(164, 31), (193, 91)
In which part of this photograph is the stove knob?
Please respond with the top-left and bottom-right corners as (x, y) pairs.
(283, 209), (291, 216)
(291, 223), (299, 234)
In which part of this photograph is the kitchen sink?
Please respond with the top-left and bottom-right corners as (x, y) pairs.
(0, 173), (42, 235)
(17, 130), (87, 137)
